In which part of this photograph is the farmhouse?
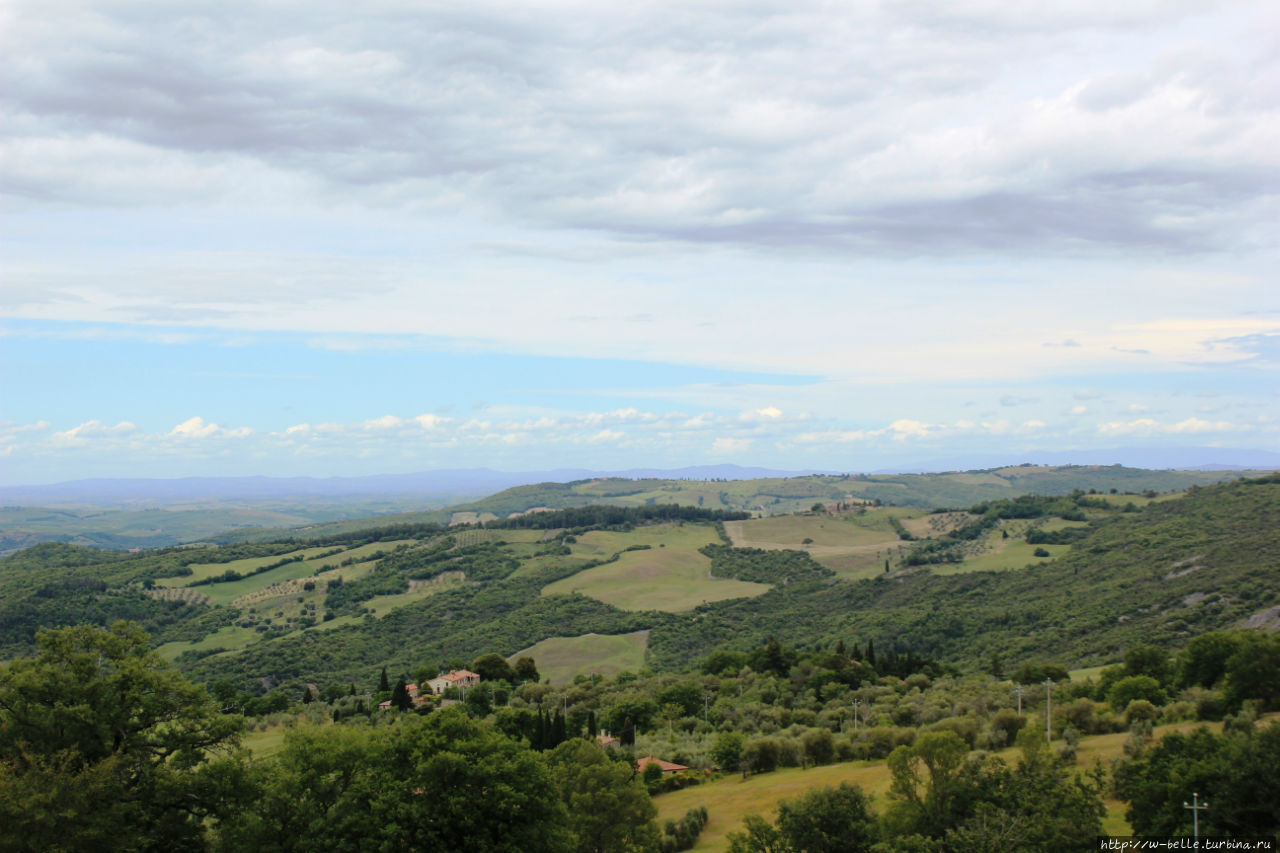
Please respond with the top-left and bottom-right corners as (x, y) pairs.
(635, 755), (689, 774)
(426, 669), (481, 695)
(596, 730), (620, 749)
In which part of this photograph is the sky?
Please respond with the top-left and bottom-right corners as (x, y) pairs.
(2, 0), (1278, 484)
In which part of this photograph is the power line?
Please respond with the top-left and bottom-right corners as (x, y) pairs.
(1183, 792), (1209, 840)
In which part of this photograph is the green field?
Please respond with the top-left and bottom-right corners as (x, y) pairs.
(1069, 664), (1110, 682)
(189, 541), (415, 605)
(163, 546), (340, 586)
(568, 523), (716, 557)
(311, 574), (466, 631)
(156, 624), (262, 661)
(240, 725), (291, 760)
(511, 630), (650, 684)
(813, 548), (911, 581)
(725, 513), (902, 550)
(543, 524), (770, 611)
(931, 538), (1071, 574)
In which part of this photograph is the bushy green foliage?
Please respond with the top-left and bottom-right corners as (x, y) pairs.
(1113, 722), (1280, 838)
(0, 623), (242, 851)
(660, 806), (708, 853)
(546, 738), (660, 853)
(215, 709), (576, 852)
(729, 782), (879, 853)
(700, 544), (834, 584)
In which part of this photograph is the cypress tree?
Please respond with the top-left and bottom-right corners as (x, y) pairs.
(379, 667), (390, 693)
(392, 679), (411, 711)
(534, 709), (547, 751)
(552, 710), (566, 747)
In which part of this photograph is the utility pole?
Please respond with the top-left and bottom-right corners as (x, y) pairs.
(1044, 678), (1053, 741)
(1014, 684), (1025, 716)
(1183, 793), (1209, 840)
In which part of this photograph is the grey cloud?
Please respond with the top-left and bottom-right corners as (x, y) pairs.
(3, 0), (1275, 257)
(1201, 333), (1280, 365)
(1075, 73), (1151, 112)
(0, 285), (84, 309)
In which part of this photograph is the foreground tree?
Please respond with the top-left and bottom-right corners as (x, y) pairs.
(874, 728), (1103, 852)
(727, 783), (878, 853)
(546, 738), (660, 853)
(217, 708), (573, 852)
(0, 622), (242, 852)
(1113, 721), (1280, 838)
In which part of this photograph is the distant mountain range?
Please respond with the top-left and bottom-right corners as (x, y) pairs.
(3, 448), (1278, 506)
(0, 465), (822, 505)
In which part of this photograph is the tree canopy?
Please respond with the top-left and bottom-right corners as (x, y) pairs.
(0, 622), (242, 851)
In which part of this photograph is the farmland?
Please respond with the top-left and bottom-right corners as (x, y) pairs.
(510, 630), (650, 684)
(542, 529), (771, 612)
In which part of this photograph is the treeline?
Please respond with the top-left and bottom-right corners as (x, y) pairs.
(484, 504), (749, 530)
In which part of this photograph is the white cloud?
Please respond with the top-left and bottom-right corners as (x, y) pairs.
(712, 437), (753, 454)
(586, 429), (625, 444)
(360, 414), (404, 430)
(1097, 416), (1246, 436)
(888, 419), (934, 440)
(795, 430), (875, 444)
(413, 414), (451, 430)
(170, 417), (220, 439)
(169, 416), (250, 439)
(0, 420), (52, 439)
(52, 419), (138, 444)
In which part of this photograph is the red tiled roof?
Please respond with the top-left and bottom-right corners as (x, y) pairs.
(635, 755), (689, 773)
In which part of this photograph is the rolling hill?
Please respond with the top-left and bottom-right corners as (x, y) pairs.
(1, 474), (1276, 700)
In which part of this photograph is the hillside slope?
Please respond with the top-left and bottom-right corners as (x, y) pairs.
(1, 477), (1275, 697)
(212, 465), (1255, 544)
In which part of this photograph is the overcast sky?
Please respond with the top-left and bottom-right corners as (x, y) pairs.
(2, 0), (1277, 483)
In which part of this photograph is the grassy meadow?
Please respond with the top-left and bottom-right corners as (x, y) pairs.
(511, 630), (650, 684)
(542, 544), (770, 612)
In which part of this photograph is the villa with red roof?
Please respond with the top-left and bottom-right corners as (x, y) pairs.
(635, 755), (689, 774)
(426, 669), (481, 696)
